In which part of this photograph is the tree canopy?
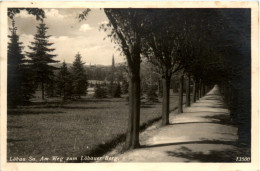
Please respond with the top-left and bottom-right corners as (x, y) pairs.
(27, 21), (58, 100)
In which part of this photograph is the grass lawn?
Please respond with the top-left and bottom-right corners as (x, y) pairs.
(7, 91), (187, 162)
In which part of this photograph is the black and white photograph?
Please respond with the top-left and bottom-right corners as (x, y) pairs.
(0, 1), (259, 171)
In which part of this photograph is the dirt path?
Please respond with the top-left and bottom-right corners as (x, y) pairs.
(116, 85), (246, 162)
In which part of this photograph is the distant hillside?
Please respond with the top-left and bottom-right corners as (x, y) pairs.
(52, 62), (126, 69)
(51, 62), (126, 81)
(51, 63), (73, 68)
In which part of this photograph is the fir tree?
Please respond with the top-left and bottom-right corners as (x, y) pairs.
(94, 85), (107, 98)
(8, 20), (35, 107)
(56, 61), (73, 100)
(71, 53), (88, 98)
(46, 74), (57, 97)
(27, 21), (58, 100)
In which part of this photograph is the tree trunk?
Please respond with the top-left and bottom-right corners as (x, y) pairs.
(178, 75), (184, 113)
(158, 80), (161, 97)
(200, 82), (204, 97)
(186, 75), (190, 107)
(62, 88), (65, 100)
(125, 46), (141, 150)
(104, 10), (142, 150)
(162, 75), (170, 125)
(41, 82), (45, 100)
(203, 83), (206, 96)
(192, 80), (196, 103)
(196, 81), (200, 100)
(199, 81), (202, 98)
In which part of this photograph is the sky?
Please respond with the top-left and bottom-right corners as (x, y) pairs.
(9, 8), (124, 65)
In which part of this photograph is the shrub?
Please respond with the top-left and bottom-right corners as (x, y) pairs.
(146, 85), (158, 102)
(112, 83), (122, 98)
(94, 86), (107, 98)
(121, 80), (128, 94)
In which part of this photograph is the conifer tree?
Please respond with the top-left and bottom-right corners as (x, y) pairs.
(71, 53), (88, 98)
(27, 21), (58, 100)
(56, 61), (73, 100)
(8, 20), (34, 107)
(46, 74), (57, 97)
(94, 84), (107, 99)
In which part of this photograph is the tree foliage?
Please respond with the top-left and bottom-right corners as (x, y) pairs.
(46, 74), (57, 97)
(121, 79), (128, 94)
(79, 8), (251, 148)
(8, 8), (45, 21)
(112, 83), (122, 98)
(71, 53), (88, 98)
(56, 61), (73, 100)
(141, 10), (188, 125)
(102, 9), (149, 149)
(8, 20), (35, 106)
(94, 84), (107, 99)
(142, 10), (185, 78)
(27, 21), (58, 100)
(145, 84), (158, 103)
(95, 87), (107, 99)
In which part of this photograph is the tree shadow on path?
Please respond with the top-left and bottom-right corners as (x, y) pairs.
(166, 146), (250, 162)
(141, 140), (238, 149)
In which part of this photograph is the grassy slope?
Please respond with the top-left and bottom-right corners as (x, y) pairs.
(7, 92), (186, 161)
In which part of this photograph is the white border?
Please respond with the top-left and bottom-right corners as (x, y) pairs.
(0, 1), (259, 171)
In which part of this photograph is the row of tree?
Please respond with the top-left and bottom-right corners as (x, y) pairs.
(98, 9), (250, 149)
(94, 82), (122, 98)
(8, 19), (88, 106)
(86, 64), (125, 82)
(8, 8), (251, 149)
(53, 54), (88, 100)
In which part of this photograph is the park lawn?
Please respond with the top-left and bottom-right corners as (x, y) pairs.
(7, 92), (185, 162)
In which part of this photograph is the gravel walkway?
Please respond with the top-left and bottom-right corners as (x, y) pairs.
(116, 85), (245, 162)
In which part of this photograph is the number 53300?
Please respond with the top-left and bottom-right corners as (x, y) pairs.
(236, 157), (251, 162)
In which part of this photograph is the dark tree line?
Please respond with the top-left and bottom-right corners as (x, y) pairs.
(8, 9), (45, 107)
(8, 10), (88, 106)
(7, 20), (35, 106)
(94, 81), (122, 98)
(55, 54), (88, 100)
(26, 22), (58, 100)
(56, 61), (73, 100)
(93, 8), (251, 149)
(86, 65), (125, 81)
